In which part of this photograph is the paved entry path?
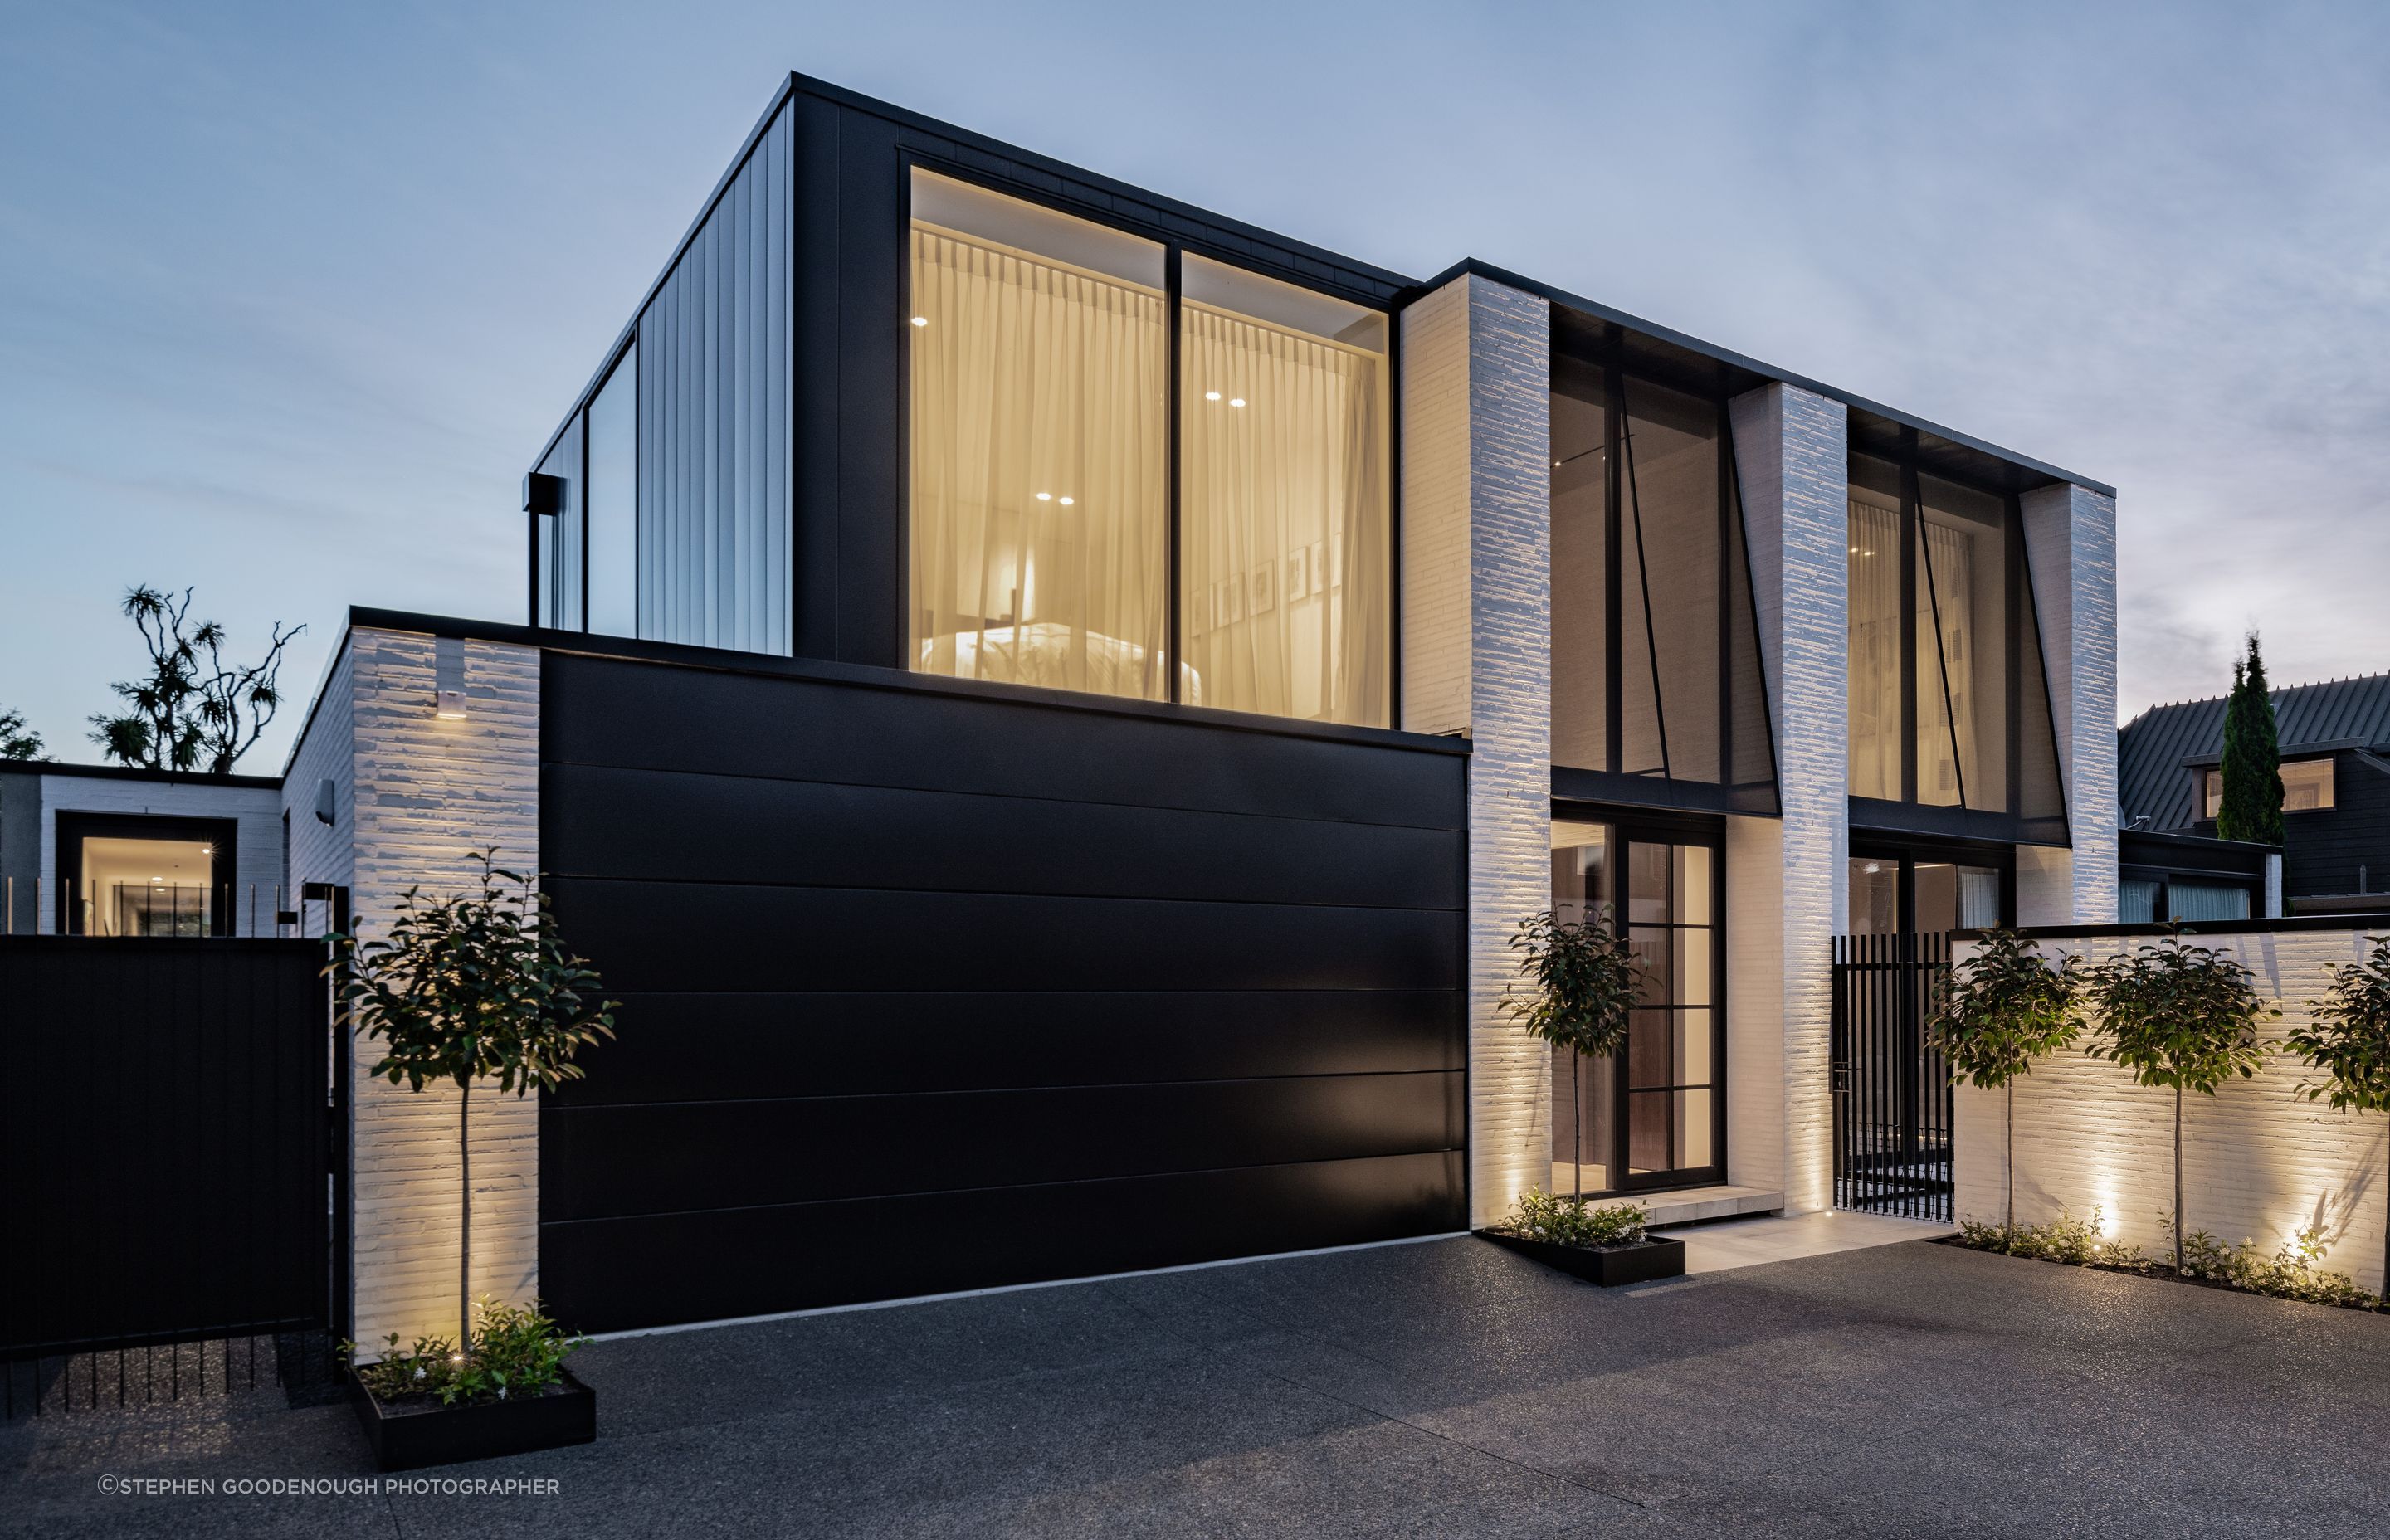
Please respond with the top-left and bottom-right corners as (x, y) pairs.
(7, 1235), (2390, 1538)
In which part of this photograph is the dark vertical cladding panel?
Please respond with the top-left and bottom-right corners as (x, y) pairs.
(836, 110), (905, 669)
(539, 651), (1467, 1331)
(637, 99), (794, 656)
(791, 90), (843, 660)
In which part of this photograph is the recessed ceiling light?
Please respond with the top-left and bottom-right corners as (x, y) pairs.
(1229, 397), (1246, 408)
(1035, 492), (1051, 500)
(910, 316), (928, 327)
(1058, 496), (1075, 506)
(1204, 391), (1221, 402)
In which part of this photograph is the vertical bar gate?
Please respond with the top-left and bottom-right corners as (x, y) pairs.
(1830, 931), (1953, 1222)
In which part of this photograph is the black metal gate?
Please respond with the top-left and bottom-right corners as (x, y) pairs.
(0, 936), (342, 1415)
(1831, 932), (1953, 1221)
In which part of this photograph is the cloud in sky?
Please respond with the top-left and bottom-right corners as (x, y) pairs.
(2, 0), (2385, 770)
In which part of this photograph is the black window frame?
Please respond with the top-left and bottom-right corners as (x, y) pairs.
(1549, 800), (1729, 1196)
(1546, 325), (1782, 818)
(1847, 425), (2069, 846)
(1847, 834), (2017, 935)
(895, 151), (1404, 723)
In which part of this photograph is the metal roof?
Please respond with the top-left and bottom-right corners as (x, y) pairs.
(2118, 670), (2390, 831)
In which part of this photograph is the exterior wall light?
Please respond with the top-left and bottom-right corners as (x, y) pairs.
(435, 636), (468, 719)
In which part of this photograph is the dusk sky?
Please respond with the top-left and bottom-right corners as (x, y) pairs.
(4, 0), (2385, 772)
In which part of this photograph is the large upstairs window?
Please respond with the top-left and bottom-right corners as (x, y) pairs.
(1549, 344), (1775, 813)
(908, 169), (1390, 726)
(1846, 430), (2066, 839)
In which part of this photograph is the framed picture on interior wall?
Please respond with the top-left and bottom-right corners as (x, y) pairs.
(1248, 562), (1275, 615)
(1314, 540), (1331, 589)
(1285, 546), (1309, 601)
(1214, 578), (1241, 626)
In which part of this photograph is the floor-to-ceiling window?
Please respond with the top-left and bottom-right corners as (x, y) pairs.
(1547, 814), (1725, 1197)
(1846, 428), (2064, 835)
(909, 168), (1390, 724)
(1549, 339), (1775, 811)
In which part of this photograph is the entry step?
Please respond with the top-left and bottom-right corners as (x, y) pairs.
(1641, 1186), (1785, 1228)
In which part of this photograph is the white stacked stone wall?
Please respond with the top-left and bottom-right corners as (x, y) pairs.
(1725, 383), (1848, 1211)
(1401, 273), (1553, 1228)
(2020, 482), (2119, 926)
(283, 625), (543, 1349)
(1954, 926), (2390, 1294)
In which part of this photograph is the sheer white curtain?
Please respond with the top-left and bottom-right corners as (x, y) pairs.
(1847, 495), (1902, 798)
(1180, 304), (1388, 726)
(909, 222), (1169, 699)
(1918, 518), (1976, 806)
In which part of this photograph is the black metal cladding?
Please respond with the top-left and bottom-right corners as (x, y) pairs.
(535, 648), (1467, 1332)
(0, 938), (334, 1416)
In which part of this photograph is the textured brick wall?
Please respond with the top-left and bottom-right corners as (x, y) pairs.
(284, 626), (543, 1349)
(1727, 383), (1848, 1211)
(2021, 483), (2119, 925)
(1402, 274), (1553, 1227)
(31, 775), (281, 934)
(1954, 928), (2390, 1294)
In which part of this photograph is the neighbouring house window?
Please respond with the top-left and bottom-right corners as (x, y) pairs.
(2199, 758), (2335, 819)
(909, 169), (1169, 700)
(585, 345), (637, 638)
(1180, 255), (1390, 727)
(2168, 879), (2252, 922)
(2118, 878), (2161, 924)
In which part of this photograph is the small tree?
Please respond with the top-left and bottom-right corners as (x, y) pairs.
(89, 584), (303, 773)
(1926, 929), (2085, 1229)
(2083, 928), (2279, 1271)
(2216, 633), (2283, 846)
(334, 851), (616, 1344)
(0, 705), (42, 762)
(2283, 933), (2390, 1294)
(1505, 907), (1646, 1200)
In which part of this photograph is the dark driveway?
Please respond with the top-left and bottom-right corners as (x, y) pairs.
(6, 1235), (2389, 1538)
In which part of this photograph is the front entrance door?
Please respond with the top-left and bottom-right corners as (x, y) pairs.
(1549, 817), (1725, 1197)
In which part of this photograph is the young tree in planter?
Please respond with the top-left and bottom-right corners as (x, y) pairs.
(2082, 928), (2279, 1272)
(2283, 933), (2390, 1294)
(1504, 907), (1646, 1200)
(334, 850), (616, 1343)
(1925, 929), (2085, 1229)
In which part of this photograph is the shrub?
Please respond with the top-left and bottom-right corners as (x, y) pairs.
(2284, 933), (2390, 1295)
(1505, 908), (1644, 1198)
(1927, 929), (2085, 1227)
(347, 1297), (586, 1408)
(1956, 1209), (2143, 1269)
(1508, 1187), (1648, 1248)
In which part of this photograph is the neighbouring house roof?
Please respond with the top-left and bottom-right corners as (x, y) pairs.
(2118, 670), (2390, 832)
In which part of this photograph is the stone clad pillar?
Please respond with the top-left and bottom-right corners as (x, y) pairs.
(1726, 383), (1848, 1213)
(2020, 483), (2119, 926)
(1399, 272), (1552, 1228)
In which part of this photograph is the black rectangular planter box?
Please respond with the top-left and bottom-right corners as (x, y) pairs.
(351, 1369), (596, 1471)
(1476, 1229), (1687, 1286)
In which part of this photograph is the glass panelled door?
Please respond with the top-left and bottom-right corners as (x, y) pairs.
(1548, 817), (1726, 1197)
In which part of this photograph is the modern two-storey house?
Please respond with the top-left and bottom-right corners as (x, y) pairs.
(281, 73), (2117, 1344)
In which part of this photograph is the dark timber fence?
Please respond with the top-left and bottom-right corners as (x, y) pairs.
(0, 937), (342, 1416)
(1830, 932), (1953, 1223)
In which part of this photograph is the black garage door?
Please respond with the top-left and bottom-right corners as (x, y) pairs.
(539, 648), (1467, 1332)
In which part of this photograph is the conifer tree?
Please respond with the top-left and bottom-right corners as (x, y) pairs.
(2217, 634), (2283, 845)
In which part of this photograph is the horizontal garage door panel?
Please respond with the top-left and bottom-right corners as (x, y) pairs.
(541, 1151), (1466, 1333)
(544, 1070), (1462, 1219)
(549, 878), (1458, 995)
(548, 989), (1461, 1105)
(539, 647), (1466, 1329)
(545, 762), (1461, 911)
(544, 651), (1463, 829)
